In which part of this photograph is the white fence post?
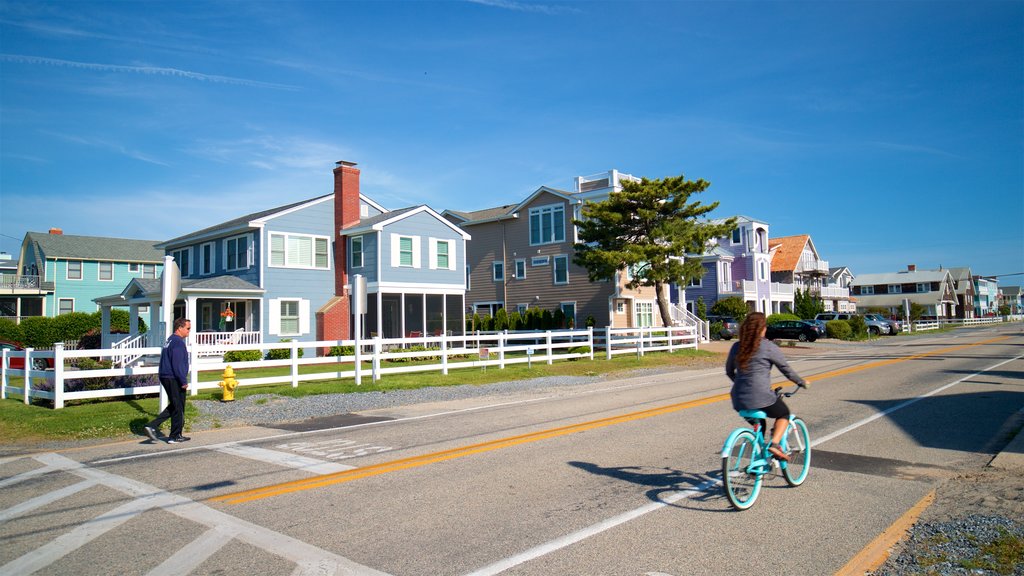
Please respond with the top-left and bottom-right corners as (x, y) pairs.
(291, 340), (299, 388)
(355, 338), (363, 386)
(1, 348), (7, 400)
(441, 331), (448, 376)
(605, 327), (612, 360)
(588, 326), (595, 360)
(546, 331), (553, 365)
(372, 337), (381, 382)
(499, 331), (506, 369)
(53, 343), (65, 409)
(24, 347), (33, 405)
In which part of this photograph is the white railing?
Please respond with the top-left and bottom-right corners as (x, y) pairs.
(191, 330), (262, 357)
(720, 280), (757, 298)
(111, 333), (150, 367)
(0, 275), (42, 289)
(771, 282), (794, 298)
(669, 304), (709, 342)
(819, 286), (850, 299)
(1, 326), (704, 409)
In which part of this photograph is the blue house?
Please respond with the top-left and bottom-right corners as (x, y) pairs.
(95, 161), (468, 352)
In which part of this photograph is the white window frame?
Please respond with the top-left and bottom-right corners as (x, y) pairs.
(200, 242), (215, 275)
(269, 298), (310, 336)
(731, 227), (742, 245)
(492, 261), (504, 282)
(429, 238), (455, 271)
(466, 265), (471, 290)
(553, 255), (569, 285)
(66, 261), (82, 281)
(916, 283), (929, 293)
(98, 261), (113, 282)
(141, 264), (157, 279)
(531, 256), (549, 267)
(224, 234), (251, 272)
(129, 263), (140, 273)
(514, 259), (526, 279)
(635, 301), (654, 327)
(888, 284), (902, 294)
(529, 204), (566, 246)
(861, 285), (875, 295)
(390, 234), (420, 269)
(351, 236), (364, 268)
(560, 301), (576, 328)
(172, 248), (191, 277)
(58, 298), (74, 315)
(688, 275), (702, 288)
(269, 232), (332, 270)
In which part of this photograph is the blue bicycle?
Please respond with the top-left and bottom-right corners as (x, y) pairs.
(721, 387), (811, 510)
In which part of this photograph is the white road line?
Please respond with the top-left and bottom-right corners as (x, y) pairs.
(215, 444), (356, 474)
(26, 453), (391, 576)
(462, 351), (1024, 575)
(0, 464), (53, 489)
(145, 525), (237, 576)
(0, 479), (97, 523)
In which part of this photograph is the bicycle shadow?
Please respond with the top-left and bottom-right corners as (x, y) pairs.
(567, 460), (742, 512)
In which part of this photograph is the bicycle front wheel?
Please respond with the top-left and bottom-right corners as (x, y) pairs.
(722, 429), (763, 510)
(781, 417), (811, 486)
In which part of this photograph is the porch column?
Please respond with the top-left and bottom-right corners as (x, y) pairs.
(100, 306), (112, 349)
(129, 304), (139, 335)
(186, 295), (197, 345)
(148, 303), (160, 344)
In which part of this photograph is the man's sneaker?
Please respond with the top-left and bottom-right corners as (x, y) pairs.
(166, 436), (191, 444)
(143, 426), (159, 442)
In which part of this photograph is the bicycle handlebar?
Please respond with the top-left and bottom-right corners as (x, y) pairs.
(774, 385), (805, 399)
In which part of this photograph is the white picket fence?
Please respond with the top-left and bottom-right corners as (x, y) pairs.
(1, 325), (699, 409)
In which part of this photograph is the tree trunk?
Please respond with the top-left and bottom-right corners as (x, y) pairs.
(655, 281), (674, 327)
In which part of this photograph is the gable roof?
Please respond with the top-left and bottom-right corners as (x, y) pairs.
(852, 269), (953, 286)
(768, 234), (811, 273)
(343, 205), (472, 240)
(443, 204), (518, 226)
(25, 232), (163, 263)
(157, 193), (334, 249)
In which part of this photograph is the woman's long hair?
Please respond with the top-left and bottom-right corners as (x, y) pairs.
(736, 312), (766, 371)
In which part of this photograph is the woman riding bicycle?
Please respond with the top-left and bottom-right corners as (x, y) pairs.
(725, 312), (808, 461)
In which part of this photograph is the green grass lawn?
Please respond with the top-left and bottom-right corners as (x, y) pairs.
(1, 348), (721, 445)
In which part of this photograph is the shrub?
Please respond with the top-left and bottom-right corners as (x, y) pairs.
(19, 316), (57, 348)
(567, 345), (591, 359)
(847, 315), (867, 338)
(709, 321), (725, 340)
(52, 312), (95, 342)
(0, 318), (24, 343)
(711, 297), (749, 323)
(327, 345), (355, 357)
(265, 340), (304, 360)
(224, 349), (262, 363)
(585, 315), (596, 328)
(826, 320), (852, 340)
(766, 313), (800, 325)
(493, 308), (509, 331)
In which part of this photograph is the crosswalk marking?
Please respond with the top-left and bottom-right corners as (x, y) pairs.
(216, 444), (356, 474)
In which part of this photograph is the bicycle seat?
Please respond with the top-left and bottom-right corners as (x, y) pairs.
(738, 409), (767, 419)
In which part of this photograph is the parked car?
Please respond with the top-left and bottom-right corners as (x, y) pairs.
(766, 320), (819, 342)
(805, 318), (827, 337)
(863, 313), (903, 335)
(0, 340), (54, 370)
(815, 312), (891, 335)
(706, 315), (740, 340)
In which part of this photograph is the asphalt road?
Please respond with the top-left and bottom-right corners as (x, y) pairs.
(2, 324), (1022, 576)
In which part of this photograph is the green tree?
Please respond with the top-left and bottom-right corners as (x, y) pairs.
(696, 296), (707, 320)
(710, 297), (749, 323)
(794, 289), (825, 319)
(908, 303), (927, 321)
(493, 308), (509, 331)
(573, 173), (736, 327)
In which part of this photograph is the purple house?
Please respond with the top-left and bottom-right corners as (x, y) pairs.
(678, 215), (793, 315)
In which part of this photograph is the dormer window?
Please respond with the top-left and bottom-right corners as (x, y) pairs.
(731, 227), (742, 245)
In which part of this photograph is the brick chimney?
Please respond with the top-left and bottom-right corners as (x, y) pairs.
(49, 227), (63, 235)
(908, 264), (916, 272)
(334, 160), (360, 296)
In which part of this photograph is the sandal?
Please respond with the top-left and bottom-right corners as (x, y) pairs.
(767, 443), (790, 462)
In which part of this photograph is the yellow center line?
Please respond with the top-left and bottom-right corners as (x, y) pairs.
(211, 334), (1011, 505)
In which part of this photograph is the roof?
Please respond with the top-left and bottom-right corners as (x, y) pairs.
(852, 269), (952, 286)
(344, 205), (472, 240)
(444, 204), (518, 225)
(158, 193), (333, 247)
(710, 214), (767, 226)
(854, 293), (957, 307)
(25, 232), (163, 263)
(768, 235), (810, 272)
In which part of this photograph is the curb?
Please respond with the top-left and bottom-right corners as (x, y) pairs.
(834, 490), (935, 576)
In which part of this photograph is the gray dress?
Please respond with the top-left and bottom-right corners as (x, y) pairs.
(726, 338), (807, 411)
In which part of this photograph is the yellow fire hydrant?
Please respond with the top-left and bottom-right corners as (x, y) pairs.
(218, 365), (238, 402)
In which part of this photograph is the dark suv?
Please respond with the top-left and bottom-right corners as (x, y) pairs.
(706, 315), (740, 340)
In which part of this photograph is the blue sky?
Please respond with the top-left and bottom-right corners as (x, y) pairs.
(1, 1), (1022, 281)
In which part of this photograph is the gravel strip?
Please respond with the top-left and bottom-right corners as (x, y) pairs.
(871, 515), (1023, 576)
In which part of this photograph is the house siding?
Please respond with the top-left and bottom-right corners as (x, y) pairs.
(379, 211), (464, 287)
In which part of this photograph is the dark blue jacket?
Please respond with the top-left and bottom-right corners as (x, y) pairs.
(158, 333), (190, 386)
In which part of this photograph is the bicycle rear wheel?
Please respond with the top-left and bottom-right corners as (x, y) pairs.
(721, 429), (763, 510)
(781, 417), (811, 486)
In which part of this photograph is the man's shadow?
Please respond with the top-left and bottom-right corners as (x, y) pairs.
(568, 461), (727, 511)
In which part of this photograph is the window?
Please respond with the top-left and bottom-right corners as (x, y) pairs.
(141, 264), (156, 279)
(466, 265), (471, 290)
(493, 261), (504, 282)
(280, 300), (300, 335)
(731, 228), (742, 244)
(531, 256), (549, 267)
(66, 261), (82, 280)
(399, 237), (413, 266)
(916, 283), (929, 293)
(514, 259), (526, 279)
(225, 235), (250, 271)
(429, 238), (454, 270)
(172, 248), (191, 277)
(129, 263), (140, 273)
(861, 285), (875, 295)
(635, 301), (654, 327)
(759, 261), (767, 281)
(58, 298), (74, 315)
(688, 275), (702, 287)
(98, 261), (113, 281)
(561, 302), (576, 328)
(269, 233), (331, 269)
(351, 236), (364, 268)
(617, 301), (625, 313)
(888, 284), (902, 294)
(529, 204), (565, 245)
(200, 242), (215, 275)
(553, 255), (568, 285)
(516, 304), (528, 313)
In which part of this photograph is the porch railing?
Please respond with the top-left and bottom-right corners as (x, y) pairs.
(191, 330), (263, 357)
(111, 333), (150, 368)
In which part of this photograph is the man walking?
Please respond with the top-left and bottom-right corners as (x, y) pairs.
(143, 317), (192, 444)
